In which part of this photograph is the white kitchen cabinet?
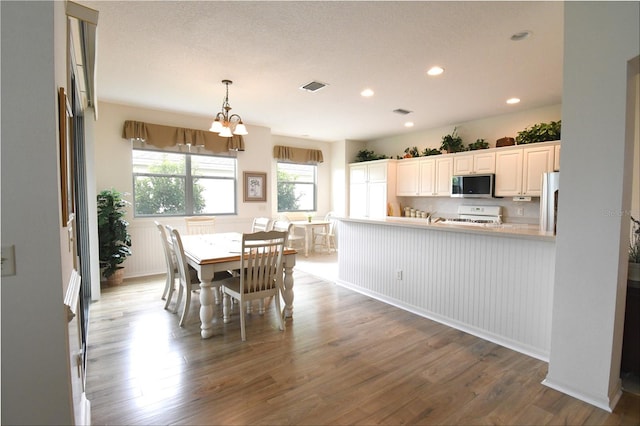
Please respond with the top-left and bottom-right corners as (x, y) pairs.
(522, 144), (555, 195)
(396, 158), (420, 196)
(494, 142), (556, 197)
(453, 151), (496, 175)
(349, 159), (397, 218)
(554, 144), (561, 171)
(396, 156), (452, 196)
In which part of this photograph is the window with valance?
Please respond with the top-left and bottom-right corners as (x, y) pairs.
(123, 120), (245, 152)
(272, 145), (324, 164)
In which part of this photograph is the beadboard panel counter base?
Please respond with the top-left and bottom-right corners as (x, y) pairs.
(337, 218), (555, 359)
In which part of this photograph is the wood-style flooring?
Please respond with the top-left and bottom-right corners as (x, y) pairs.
(86, 271), (640, 425)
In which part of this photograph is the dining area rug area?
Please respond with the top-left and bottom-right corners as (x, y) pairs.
(86, 271), (640, 425)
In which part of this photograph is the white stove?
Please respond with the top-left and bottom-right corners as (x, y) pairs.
(443, 205), (502, 227)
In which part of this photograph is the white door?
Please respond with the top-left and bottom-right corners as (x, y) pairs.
(522, 146), (555, 196)
(434, 157), (453, 196)
(396, 160), (419, 196)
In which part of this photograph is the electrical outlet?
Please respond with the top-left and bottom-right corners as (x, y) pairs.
(516, 207), (525, 216)
(396, 269), (403, 281)
(1, 245), (16, 276)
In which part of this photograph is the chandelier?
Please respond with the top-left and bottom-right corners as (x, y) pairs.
(209, 79), (248, 137)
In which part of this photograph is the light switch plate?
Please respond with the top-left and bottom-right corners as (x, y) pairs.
(1, 245), (16, 276)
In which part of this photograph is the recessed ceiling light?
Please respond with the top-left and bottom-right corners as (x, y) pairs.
(506, 97), (521, 104)
(427, 66), (444, 76)
(510, 31), (532, 41)
(404, 122), (414, 128)
(361, 88), (374, 97)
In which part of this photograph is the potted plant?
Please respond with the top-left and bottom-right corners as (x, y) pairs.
(468, 138), (489, 151)
(97, 189), (132, 285)
(355, 149), (388, 162)
(422, 147), (442, 156)
(440, 127), (465, 153)
(403, 146), (420, 158)
(515, 120), (562, 144)
(629, 216), (640, 282)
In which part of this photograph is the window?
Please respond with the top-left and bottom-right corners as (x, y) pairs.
(132, 149), (236, 217)
(277, 162), (317, 212)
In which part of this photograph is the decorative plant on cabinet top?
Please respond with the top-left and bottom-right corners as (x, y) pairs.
(515, 120), (561, 144)
(97, 189), (132, 280)
(440, 127), (465, 153)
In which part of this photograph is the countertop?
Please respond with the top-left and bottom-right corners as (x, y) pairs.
(337, 216), (556, 242)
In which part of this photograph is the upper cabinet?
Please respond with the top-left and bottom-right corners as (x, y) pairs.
(495, 142), (557, 197)
(554, 144), (561, 171)
(396, 156), (452, 197)
(453, 151), (496, 175)
(349, 159), (397, 218)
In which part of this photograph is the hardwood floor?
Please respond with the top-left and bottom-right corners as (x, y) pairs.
(86, 271), (640, 425)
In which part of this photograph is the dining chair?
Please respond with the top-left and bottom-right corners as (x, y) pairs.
(185, 216), (216, 235)
(272, 219), (304, 249)
(169, 226), (231, 327)
(154, 221), (177, 308)
(313, 211), (337, 253)
(219, 230), (286, 341)
(251, 217), (273, 232)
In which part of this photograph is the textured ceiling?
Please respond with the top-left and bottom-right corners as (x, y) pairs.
(81, 1), (564, 142)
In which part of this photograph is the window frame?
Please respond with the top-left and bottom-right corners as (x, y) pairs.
(132, 147), (237, 218)
(276, 161), (318, 213)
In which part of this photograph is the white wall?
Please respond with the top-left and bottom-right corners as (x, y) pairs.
(544, 2), (639, 411)
(365, 104), (561, 159)
(1, 1), (74, 424)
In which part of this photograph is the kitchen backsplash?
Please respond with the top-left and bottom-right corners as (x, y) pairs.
(397, 196), (540, 224)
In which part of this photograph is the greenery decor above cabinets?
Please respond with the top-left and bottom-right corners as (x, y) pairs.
(494, 142), (557, 197)
(453, 151), (496, 175)
(515, 120), (561, 145)
(396, 156), (453, 197)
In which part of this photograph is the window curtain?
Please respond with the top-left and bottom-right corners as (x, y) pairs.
(122, 120), (245, 152)
(273, 145), (324, 164)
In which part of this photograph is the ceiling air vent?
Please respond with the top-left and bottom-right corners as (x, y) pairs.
(393, 108), (413, 115)
(300, 81), (328, 92)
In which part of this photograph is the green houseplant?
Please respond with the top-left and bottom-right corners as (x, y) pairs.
(515, 120), (562, 144)
(98, 189), (132, 283)
(468, 138), (489, 151)
(355, 149), (388, 162)
(440, 127), (465, 153)
(629, 216), (640, 282)
(422, 147), (442, 156)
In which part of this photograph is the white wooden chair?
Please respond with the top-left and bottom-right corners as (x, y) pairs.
(272, 219), (304, 249)
(313, 212), (337, 253)
(185, 216), (216, 235)
(251, 217), (273, 232)
(154, 221), (177, 308)
(219, 231), (286, 341)
(169, 226), (231, 327)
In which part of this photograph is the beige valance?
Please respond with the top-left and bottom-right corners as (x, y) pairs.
(122, 120), (245, 152)
(273, 145), (324, 164)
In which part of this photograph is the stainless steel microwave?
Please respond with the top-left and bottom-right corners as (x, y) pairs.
(451, 174), (495, 198)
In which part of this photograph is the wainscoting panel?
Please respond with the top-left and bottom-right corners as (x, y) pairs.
(337, 220), (555, 360)
(123, 217), (252, 279)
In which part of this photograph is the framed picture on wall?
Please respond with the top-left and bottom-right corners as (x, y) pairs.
(243, 171), (267, 202)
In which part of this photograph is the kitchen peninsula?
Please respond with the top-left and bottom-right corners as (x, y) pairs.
(336, 216), (555, 360)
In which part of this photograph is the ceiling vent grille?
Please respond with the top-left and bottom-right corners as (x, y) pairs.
(393, 108), (413, 115)
(300, 81), (328, 92)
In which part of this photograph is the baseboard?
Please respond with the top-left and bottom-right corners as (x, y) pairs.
(335, 278), (549, 362)
(542, 376), (622, 413)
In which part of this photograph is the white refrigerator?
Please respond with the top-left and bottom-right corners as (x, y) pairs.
(540, 172), (560, 233)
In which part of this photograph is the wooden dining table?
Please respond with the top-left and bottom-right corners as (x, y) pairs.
(180, 232), (297, 339)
